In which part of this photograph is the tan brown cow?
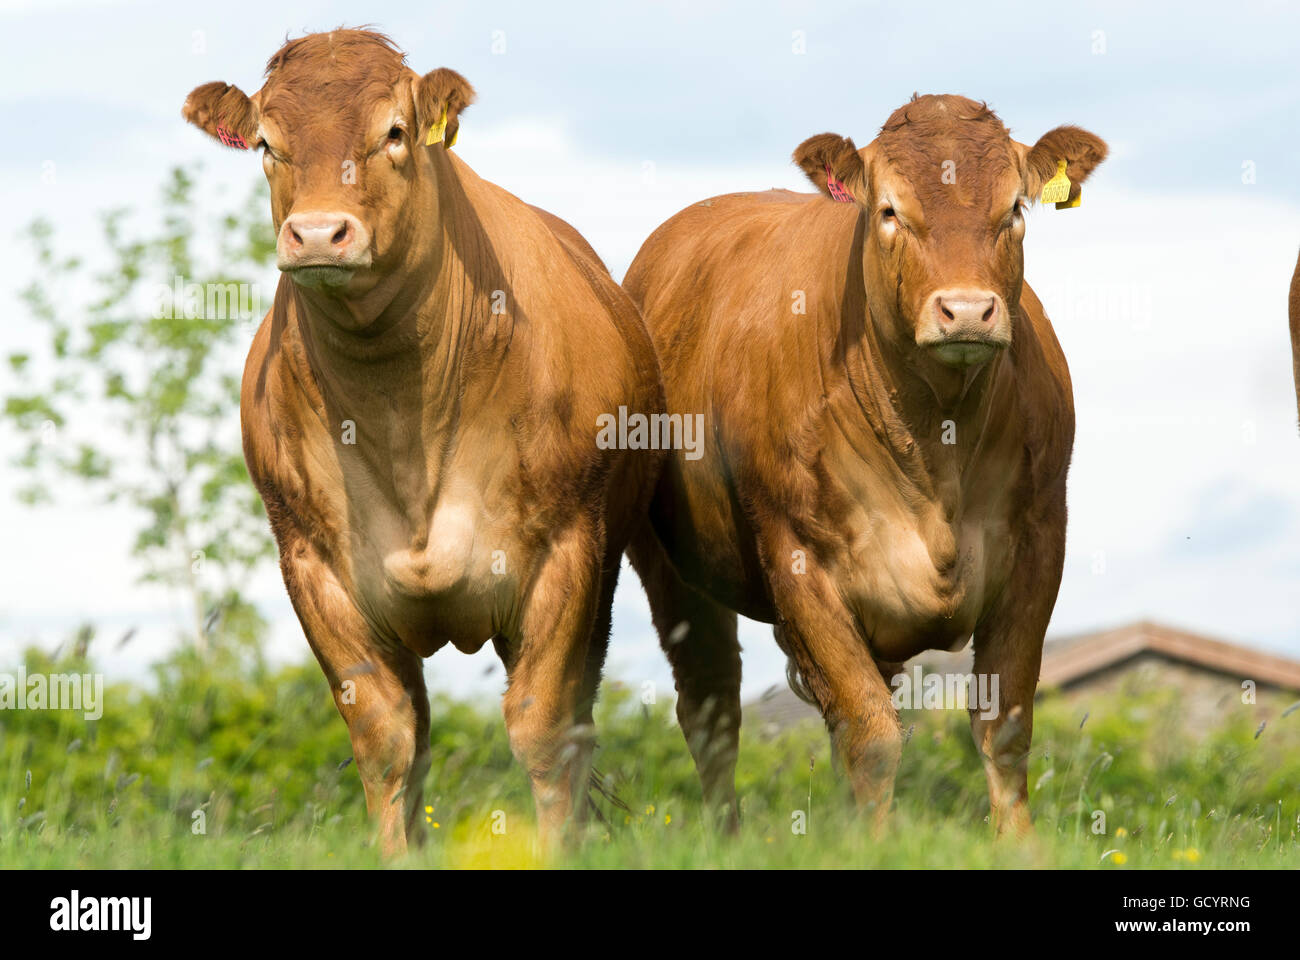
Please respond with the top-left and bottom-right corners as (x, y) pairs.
(626, 94), (1106, 833)
(182, 29), (663, 855)
(1290, 250), (1300, 419)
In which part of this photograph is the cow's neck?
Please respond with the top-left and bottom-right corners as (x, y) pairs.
(282, 181), (504, 510)
(289, 257), (456, 402)
(838, 300), (1011, 516)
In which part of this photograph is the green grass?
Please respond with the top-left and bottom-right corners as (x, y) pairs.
(2, 645), (1298, 868)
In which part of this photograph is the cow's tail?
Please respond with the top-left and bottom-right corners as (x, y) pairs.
(773, 623), (819, 706)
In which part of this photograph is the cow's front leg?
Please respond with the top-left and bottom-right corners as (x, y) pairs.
(764, 530), (901, 822)
(336, 642), (431, 857)
(970, 513), (1066, 836)
(500, 521), (602, 850)
(281, 541), (430, 857)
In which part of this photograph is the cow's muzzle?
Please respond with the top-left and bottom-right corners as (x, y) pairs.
(916, 288), (1012, 368)
(277, 212), (373, 290)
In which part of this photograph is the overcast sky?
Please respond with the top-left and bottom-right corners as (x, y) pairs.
(2, 0), (1298, 704)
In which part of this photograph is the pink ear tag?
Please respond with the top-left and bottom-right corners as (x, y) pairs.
(216, 124), (250, 150)
(824, 163), (854, 203)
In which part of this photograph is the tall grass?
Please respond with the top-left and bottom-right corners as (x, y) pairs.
(2, 644), (1297, 868)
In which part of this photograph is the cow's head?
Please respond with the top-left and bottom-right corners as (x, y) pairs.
(182, 30), (474, 299)
(795, 94), (1106, 370)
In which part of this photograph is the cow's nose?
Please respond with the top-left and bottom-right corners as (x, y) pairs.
(277, 212), (371, 270)
(934, 292), (999, 329)
(920, 288), (1011, 366)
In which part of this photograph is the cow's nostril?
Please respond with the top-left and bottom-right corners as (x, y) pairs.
(981, 302), (995, 323)
(290, 228), (303, 246)
(941, 304), (955, 321)
(331, 224), (349, 246)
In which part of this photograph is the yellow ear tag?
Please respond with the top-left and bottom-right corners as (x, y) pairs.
(446, 125), (457, 149)
(425, 106), (448, 146)
(1040, 159), (1072, 205)
(1055, 191), (1081, 210)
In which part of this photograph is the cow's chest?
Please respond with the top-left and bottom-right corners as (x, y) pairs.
(333, 447), (527, 656)
(832, 473), (1017, 662)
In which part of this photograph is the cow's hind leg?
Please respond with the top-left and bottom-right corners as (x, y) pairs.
(970, 512), (1066, 837)
(627, 521), (742, 831)
(571, 550), (622, 827)
(282, 541), (430, 858)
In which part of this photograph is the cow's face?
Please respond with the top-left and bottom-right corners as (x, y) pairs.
(182, 30), (474, 299)
(796, 95), (1106, 370)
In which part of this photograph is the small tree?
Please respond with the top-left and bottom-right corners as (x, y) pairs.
(4, 167), (277, 658)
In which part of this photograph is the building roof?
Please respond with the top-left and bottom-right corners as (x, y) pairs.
(1038, 620), (1300, 692)
(743, 620), (1300, 733)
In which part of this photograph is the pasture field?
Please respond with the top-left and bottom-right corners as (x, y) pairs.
(2, 644), (1297, 869)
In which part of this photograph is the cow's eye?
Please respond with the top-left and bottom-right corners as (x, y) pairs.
(387, 126), (403, 143)
(882, 206), (896, 221)
(258, 141), (279, 171)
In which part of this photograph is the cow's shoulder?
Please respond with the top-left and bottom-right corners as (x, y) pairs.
(1014, 282), (1073, 404)
(527, 204), (607, 274)
(464, 167), (656, 376)
(238, 300), (349, 557)
(528, 201), (664, 420)
(238, 295), (320, 486)
(238, 305), (277, 473)
(1007, 281), (1076, 486)
(446, 161), (665, 489)
(238, 303), (296, 538)
(456, 163), (621, 318)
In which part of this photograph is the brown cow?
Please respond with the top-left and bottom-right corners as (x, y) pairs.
(626, 94), (1106, 833)
(182, 29), (663, 855)
(1290, 250), (1300, 420)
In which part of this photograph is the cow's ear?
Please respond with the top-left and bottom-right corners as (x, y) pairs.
(182, 82), (258, 150)
(1022, 126), (1108, 204)
(793, 133), (866, 203)
(415, 68), (476, 149)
